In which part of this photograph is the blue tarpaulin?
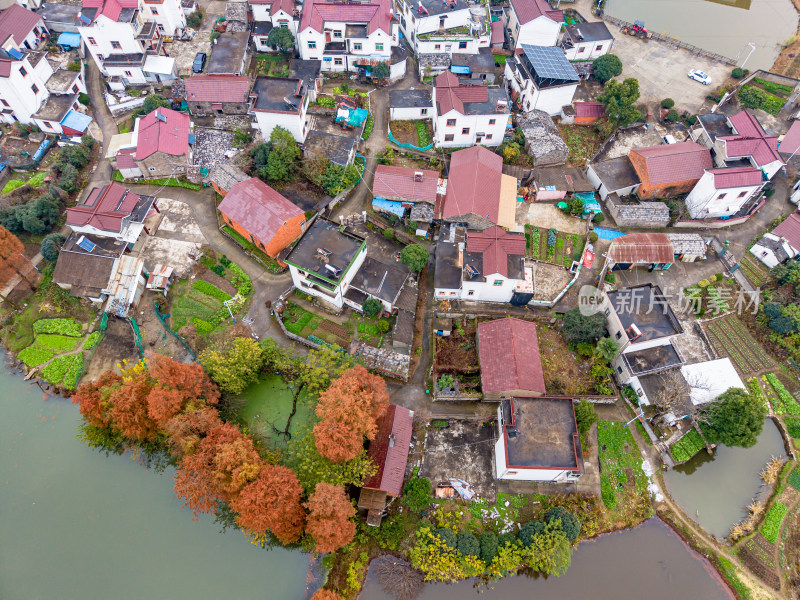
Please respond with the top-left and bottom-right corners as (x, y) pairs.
(450, 65), (470, 74)
(60, 109), (92, 134)
(57, 32), (81, 48)
(372, 197), (405, 218)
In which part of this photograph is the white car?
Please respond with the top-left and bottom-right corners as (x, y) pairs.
(688, 69), (711, 85)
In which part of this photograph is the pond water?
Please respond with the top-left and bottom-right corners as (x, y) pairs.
(239, 373), (313, 450)
(604, 0), (798, 71)
(360, 518), (733, 600)
(663, 419), (786, 539)
(0, 355), (308, 600)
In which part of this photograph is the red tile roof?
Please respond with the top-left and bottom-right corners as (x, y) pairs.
(478, 318), (546, 395)
(373, 165), (438, 204)
(466, 226), (526, 277)
(83, 0), (138, 22)
(780, 120), (800, 156)
(0, 5), (42, 46)
(250, 0), (295, 14)
(300, 0), (391, 35)
(135, 107), (190, 159)
(710, 167), (762, 189)
(0, 59), (11, 78)
(217, 177), (303, 245)
(116, 148), (137, 170)
(441, 146), (504, 222)
(630, 141), (712, 186)
(720, 110), (782, 167)
(490, 20), (504, 44)
(66, 182), (141, 233)
(773, 213), (800, 250)
(509, 0), (562, 25)
(435, 71), (488, 115)
(575, 101), (604, 118)
(362, 404), (414, 497)
(185, 75), (251, 103)
(608, 233), (674, 264)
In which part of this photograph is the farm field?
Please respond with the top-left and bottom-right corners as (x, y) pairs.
(705, 315), (776, 376)
(739, 253), (770, 288)
(597, 421), (649, 511)
(525, 225), (584, 269)
(670, 429), (705, 463)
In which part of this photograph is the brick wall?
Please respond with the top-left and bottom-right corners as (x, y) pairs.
(189, 101), (250, 115)
(629, 152), (700, 200)
(221, 212), (306, 258)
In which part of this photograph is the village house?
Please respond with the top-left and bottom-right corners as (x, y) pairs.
(66, 182), (158, 247)
(207, 31), (249, 75)
(296, 0), (406, 80)
(218, 177), (306, 258)
(586, 155), (641, 201)
(517, 109), (569, 167)
(450, 50), (496, 84)
(250, 75), (311, 143)
(603, 233), (674, 274)
(477, 317), (546, 401)
(52, 232), (126, 303)
(628, 141), (712, 199)
(504, 44), (579, 116)
(684, 166), (765, 219)
(108, 107), (193, 179)
(287, 59), (322, 103)
(0, 4), (48, 51)
(371, 164), (439, 224)
(184, 75), (253, 116)
(395, 0), (491, 57)
(560, 21), (613, 61)
(494, 396), (583, 482)
(530, 166), (593, 201)
(104, 254), (146, 318)
(561, 101), (604, 125)
(224, 1), (249, 33)
(434, 224), (533, 304)
(357, 404), (413, 526)
(141, 0), (186, 36)
(432, 71), (510, 148)
(389, 88), (432, 121)
(437, 145), (516, 229)
(666, 233), (706, 262)
(604, 195), (670, 228)
(504, 0), (561, 50)
(78, 0), (177, 85)
(690, 110), (784, 180)
(750, 212), (800, 268)
(284, 219), (367, 309)
(250, 0), (299, 48)
(36, 3), (85, 34)
(205, 162), (249, 196)
(303, 126), (358, 166)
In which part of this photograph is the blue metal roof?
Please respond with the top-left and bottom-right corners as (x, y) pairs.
(372, 197), (405, 218)
(57, 32), (82, 47)
(60, 109), (92, 133)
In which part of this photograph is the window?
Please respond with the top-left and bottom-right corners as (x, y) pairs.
(738, 190), (747, 198)
(151, 7), (158, 14)
(615, 331), (622, 339)
(124, 70), (132, 76)
(717, 192), (727, 199)
(157, 24), (164, 31)
(280, 21), (288, 28)
(375, 43), (384, 50)
(515, 22), (519, 32)
(149, 167), (156, 172)
(467, 290), (474, 296)
(486, 134), (492, 140)
(334, 58), (342, 65)
(604, 308), (610, 316)
(444, 134), (454, 141)
(577, 46), (585, 53)
(439, 16), (445, 27)
(88, 37), (97, 46)
(30, 84), (38, 94)
(488, 118), (495, 125)
(434, 44), (440, 50)
(420, 108), (428, 115)
(446, 118), (456, 126)
(595, 44), (603, 51)
(308, 41), (316, 48)
(450, 291), (456, 296)
(493, 280), (503, 286)
(261, 39), (269, 46)
(458, 41), (467, 49)
(72, 84), (79, 93)
(111, 41), (122, 50)
(0, 99), (8, 107)
(333, 30), (342, 38)
(354, 42), (362, 50)
(617, 366), (623, 374)
(461, 127), (469, 135)
(19, 66), (26, 77)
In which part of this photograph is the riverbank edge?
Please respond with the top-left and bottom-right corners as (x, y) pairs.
(771, 0), (800, 77)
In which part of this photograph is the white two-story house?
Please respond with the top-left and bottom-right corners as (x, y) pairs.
(394, 0), (491, 57)
(432, 70), (509, 147)
(250, 0), (298, 50)
(505, 0), (561, 50)
(504, 44), (579, 116)
(684, 167), (765, 219)
(250, 76), (310, 142)
(297, 0), (406, 80)
(140, 0), (186, 36)
(78, 0), (176, 85)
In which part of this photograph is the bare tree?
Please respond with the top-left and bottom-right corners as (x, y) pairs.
(373, 556), (424, 600)
(650, 369), (714, 426)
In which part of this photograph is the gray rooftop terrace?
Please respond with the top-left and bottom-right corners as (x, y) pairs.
(252, 77), (303, 112)
(502, 397), (581, 471)
(591, 155), (641, 191)
(207, 32), (249, 74)
(608, 285), (683, 343)
(697, 113), (732, 142)
(622, 343), (683, 376)
(411, 0), (468, 18)
(284, 219), (365, 283)
(33, 93), (77, 121)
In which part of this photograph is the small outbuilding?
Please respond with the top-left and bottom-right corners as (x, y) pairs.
(478, 318), (546, 401)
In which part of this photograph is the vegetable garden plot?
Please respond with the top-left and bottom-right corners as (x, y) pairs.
(705, 316), (776, 376)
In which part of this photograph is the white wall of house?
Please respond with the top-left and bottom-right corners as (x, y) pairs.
(252, 106), (309, 143)
(462, 273), (520, 302)
(79, 16), (144, 76)
(105, 64), (147, 84)
(685, 172), (761, 219)
(432, 106), (509, 147)
(288, 244), (367, 309)
(144, 0), (187, 36)
(750, 234), (798, 269)
(507, 9), (560, 49)
(586, 163), (639, 200)
(414, 36), (487, 55)
(504, 62), (576, 116)
(563, 38), (612, 61)
(298, 23), (396, 68)
(715, 138), (783, 180)
(390, 106), (432, 120)
(252, 6), (298, 36)
(494, 411), (574, 481)
(398, 3), (490, 56)
(0, 57), (50, 124)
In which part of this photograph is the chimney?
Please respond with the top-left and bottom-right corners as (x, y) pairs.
(414, 171), (423, 182)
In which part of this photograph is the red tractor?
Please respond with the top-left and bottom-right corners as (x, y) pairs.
(630, 20), (648, 38)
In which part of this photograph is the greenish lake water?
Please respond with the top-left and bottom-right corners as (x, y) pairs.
(240, 374), (313, 450)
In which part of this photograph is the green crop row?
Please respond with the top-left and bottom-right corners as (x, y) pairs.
(33, 318), (83, 337)
(761, 501), (787, 543)
(18, 346), (54, 367)
(192, 280), (231, 302)
(42, 353), (83, 387)
(671, 430), (705, 462)
(33, 334), (83, 353)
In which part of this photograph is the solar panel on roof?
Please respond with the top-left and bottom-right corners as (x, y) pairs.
(76, 235), (96, 253)
(520, 44), (579, 83)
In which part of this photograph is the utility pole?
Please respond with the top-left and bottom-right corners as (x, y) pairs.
(740, 42), (756, 70)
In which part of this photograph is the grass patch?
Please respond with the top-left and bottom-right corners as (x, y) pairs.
(761, 501), (787, 543)
(18, 346), (54, 367)
(597, 421), (648, 510)
(362, 112), (374, 140)
(716, 556), (752, 600)
(493, 54), (506, 66)
(33, 334), (83, 353)
(2, 179), (26, 193)
(137, 177), (202, 190)
(670, 429), (705, 463)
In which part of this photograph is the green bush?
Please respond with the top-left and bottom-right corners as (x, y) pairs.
(363, 297), (382, 318)
(660, 98), (675, 109)
(761, 501), (787, 543)
(191, 317), (215, 335)
(788, 468), (800, 491)
(229, 263), (252, 296)
(589, 232), (598, 243)
(84, 331), (102, 351)
(545, 506), (581, 542)
(519, 520), (546, 547)
(377, 319), (391, 334)
(592, 54), (622, 83)
(739, 85), (786, 115)
(479, 531), (498, 563)
(401, 475), (432, 511)
(732, 67), (745, 79)
(457, 530), (480, 557)
(383, 228), (394, 240)
(33, 318), (83, 337)
(593, 213), (605, 223)
(665, 109), (680, 122)
(435, 527), (457, 549)
(438, 374), (454, 389)
(192, 280), (232, 302)
(78, 93), (90, 105)
(18, 346), (54, 367)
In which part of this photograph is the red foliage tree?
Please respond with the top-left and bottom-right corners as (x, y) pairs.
(313, 364), (389, 463)
(304, 482), (355, 553)
(164, 406), (222, 459)
(310, 590), (342, 600)
(72, 370), (122, 428)
(146, 355), (220, 426)
(231, 464), (305, 544)
(174, 423), (261, 516)
(0, 225), (38, 305)
(107, 371), (159, 442)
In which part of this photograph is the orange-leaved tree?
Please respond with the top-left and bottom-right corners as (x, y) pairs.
(304, 482), (356, 553)
(147, 355), (220, 426)
(310, 590), (343, 600)
(164, 406), (222, 460)
(313, 364), (389, 462)
(107, 368), (160, 442)
(72, 370), (123, 428)
(174, 422), (261, 516)
(0, 224), (38, 306)
(232, 464), (306, 544)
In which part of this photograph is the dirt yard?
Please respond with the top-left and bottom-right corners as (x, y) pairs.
(515, 202), (588, 235)
(536, 323), (596, 395)
(434, 320), (479, 374)
(557, 123), (606, 167)
(275, 178), (326, 213)
(531, 262), (573, 302)
(82, 316), (139, 381)
(389, 120), (418, 145)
